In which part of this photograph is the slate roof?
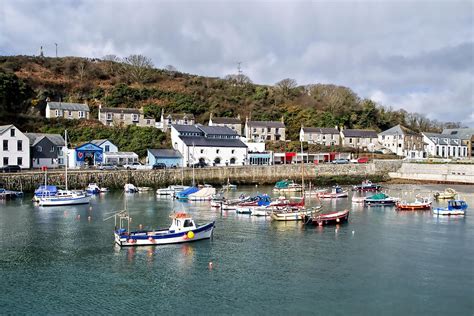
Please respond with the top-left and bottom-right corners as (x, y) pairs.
(198, 125), (238, 136)
(148, 149), (182, 158)
(171, 124), (202, 133)
(379, 124), (420, 136)
(342, 129), (378, 138)
(423, 132), (465, 146)
(25, 133), (65, 146)
(211, 117), (241, 124)
(48, 102), (89, 111)
(248, 120), (285, 128)
(302, 127), (339, 134)
(90, 139), (109, 146)
(442, 128), (474, 140)
(103, 151), (138, 157)
(165, 113), (195, 120)
(101, 107), (140, 114)
(0, 124), (13, 135)
(179, 136), (247, 148)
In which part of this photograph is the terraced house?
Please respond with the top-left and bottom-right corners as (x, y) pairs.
(98, 106), (155, 127)
(208, 113), (242, 136)
(156, 110), (195, 131)
(340, 128), (378, 151)
(423, 132), (468, 158)
(378, 125), (424, 158)
(299, 126), (340, 146)
(45, 102), (90, 120)
(26, 133), (65, 168)
(244, 117), (286, 142)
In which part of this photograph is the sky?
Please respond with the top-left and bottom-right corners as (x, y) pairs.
(1, 0), (473, 126)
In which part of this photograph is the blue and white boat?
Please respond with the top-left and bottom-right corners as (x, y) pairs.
(433, 200), (468, 216)
(176, 186), (199, 200)
(38, 189), (91, 206)
(114, 212), (215, 247)
(33, 185), (58, 202)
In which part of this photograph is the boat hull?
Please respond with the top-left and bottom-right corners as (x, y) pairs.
(396, 203), (431, 211)
(304, 210), (349, 226)
(270, 209), (314, 221)
(115, 222), (215, 246)
(432, 209), (465, 216)
(318, 192), (348, 199)
(38, 195), (91, 206)
(364, 199), (397, 206)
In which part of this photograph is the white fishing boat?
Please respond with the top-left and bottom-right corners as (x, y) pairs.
(318, 186), (348, 199)
(114, 212), (215, 247)
(432, 200), (467, 216)
(37, 130), (91, 207)
(351, 196), (366, 203)
(270, 206), (322, 221)
(124, 183), (139, 193)
(156, 185), (190, 197)
(273, 180), (303, 193)
(187, 186), (216, 201)
(86, 183), (108, 194)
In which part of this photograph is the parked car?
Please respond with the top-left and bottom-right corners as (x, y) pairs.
(124, 162), (150, 170)
(1, 165), (22, 173)
(350, 157), (369, 164)
(193, 161), (208, 168)
(331, 159), (350, 164)
(98, 163), (118, 170)
(152, 163), (166, 170)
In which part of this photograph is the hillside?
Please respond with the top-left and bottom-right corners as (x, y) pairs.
(0, 55), (460, 153)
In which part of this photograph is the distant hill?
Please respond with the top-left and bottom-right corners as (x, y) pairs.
(0, 55), (461, 145)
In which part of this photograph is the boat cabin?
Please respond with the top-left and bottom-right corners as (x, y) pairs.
(169, 213), (196, 232)
(448, 200), (468, 210)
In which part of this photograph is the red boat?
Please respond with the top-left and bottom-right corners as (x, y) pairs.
(396, 197), (432, 211)
(303, 209), (350, 226)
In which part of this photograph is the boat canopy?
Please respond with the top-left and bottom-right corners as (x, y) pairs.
(34, 185), (58, 196)
(274, 180), (290, 189)
(368, 193), (389, 200)
(176, 186), (199, 199)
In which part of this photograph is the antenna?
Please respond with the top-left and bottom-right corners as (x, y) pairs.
(55, 43), (58, 58)
(237, 61), (242, 76)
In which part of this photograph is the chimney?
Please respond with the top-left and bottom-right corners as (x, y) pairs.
(281, 116), (284, 123)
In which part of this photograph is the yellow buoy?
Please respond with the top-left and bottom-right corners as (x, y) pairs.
(187, 231), (195, 239)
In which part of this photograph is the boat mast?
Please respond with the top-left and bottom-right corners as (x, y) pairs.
(192, 142), (195, 187)
(300, 141), (304, 193)
(65, 130), (68, 191)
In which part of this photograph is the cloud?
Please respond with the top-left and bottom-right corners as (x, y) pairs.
(0, 0), (473, 126)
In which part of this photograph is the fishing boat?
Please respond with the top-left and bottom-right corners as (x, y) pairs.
(124, 183), (139, 193)
(187, 186), (216, 201)
(318, 186), (348, 199)
(432, 200), (468, 216)
(86, 183), (108, 194)
(0, 188), (23, 200)
(303, 209), (350, 226)
(156, 185), (190, 197)
(235, 194), (272, 214)
(352, 180), (382, 192)
(364, 193), (399, 206)
(176, 186), (199, 200)
(37, 130), (91, 207)
(433, 188), (457, 200)
(270, 205), (322, 221)
(270, 196), (305, 207)
(219, 194), (252, 210)
(273, 180), (303, 193)
(114, 212), (215, 247)
(396, 197), (432, 211)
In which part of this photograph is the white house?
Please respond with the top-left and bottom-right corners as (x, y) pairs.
(0, 125), (30, 169)
(171, 124), (248, 166)
(156, 110), (195, 131)
(90, 139), (118, 153)
(423, 132), (468, 158)
(378, 125), (424, 158)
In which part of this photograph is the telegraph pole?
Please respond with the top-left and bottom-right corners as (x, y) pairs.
(55, 43), (58, 57)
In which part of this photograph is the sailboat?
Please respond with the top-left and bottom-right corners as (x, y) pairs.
(38, 130), (91, 206)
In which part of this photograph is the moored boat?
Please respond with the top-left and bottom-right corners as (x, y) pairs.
(433, 188), (457, 200)
(114, 212), (215, 246)
(396, 197), (432, 211)
(303, 209), (350, 226)
(38, 189), (90, 206)
(188, 186), (216, 201)
(176, 186), (199, 200)
(318, 186), (348, 199)
(352, 180), (381, 192)
(432, 200), (467, 216)
(137, 186), (152, 192)
(86, 183), (108, 194)
(124, 183), (139, 193)
(273, 180), (303, 193)
(270, 205), (321, 221)
(33, 185), (58, 202)
(364, 193), (399, 206)
(156, 185), (190, 197)
(351, 196), (366, 203)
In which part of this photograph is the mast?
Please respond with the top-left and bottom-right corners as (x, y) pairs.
(65, 130), (68, 190)
(192, 142), (195, 187)
(300, 140), (304, 191)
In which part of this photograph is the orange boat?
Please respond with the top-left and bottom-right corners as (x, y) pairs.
(396, 197), (432, 211)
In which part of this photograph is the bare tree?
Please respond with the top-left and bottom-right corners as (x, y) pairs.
(102, 54), (122, 75)
(165, 65), (178, 73)
(123, 54), (154, 83)
(275, 78), (297, 98)
(77, 60), (88, 82)
(224, 74), (252, 86)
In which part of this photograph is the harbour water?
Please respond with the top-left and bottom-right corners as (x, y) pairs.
(0, 184), (473, 315)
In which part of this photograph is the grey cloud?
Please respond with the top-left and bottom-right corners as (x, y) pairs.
(0, 0), (473, 126)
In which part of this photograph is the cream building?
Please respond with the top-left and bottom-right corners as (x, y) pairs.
(45, 102), (90, 120)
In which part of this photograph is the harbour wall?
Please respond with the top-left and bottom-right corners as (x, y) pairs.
(0, 160), (402, 192)
(2, 160), (472, 192)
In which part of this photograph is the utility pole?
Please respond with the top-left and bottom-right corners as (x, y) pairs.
(237, 61), (242, 76)
(55, 43), (58, 57)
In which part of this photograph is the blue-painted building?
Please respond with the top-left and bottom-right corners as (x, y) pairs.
(69, 142), (103, 168)
(147, 149), (183, 167)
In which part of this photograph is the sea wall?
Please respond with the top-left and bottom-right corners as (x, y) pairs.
(389, 163), (474, 184)
(0, 161), (403, 192)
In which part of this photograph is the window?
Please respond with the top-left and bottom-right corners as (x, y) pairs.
(55, 110), (60, 117)
(275, 128), (279, 134)
(216, 149), (220, 154)
(147, 119), (151, 125)
(267, 127), (271, 132)
(37, 146), (42, 152)
(10, 129), (15, 137)
(3, 157), (8, 165)
(106, 113), (112, 120)
(78, 111), (85, 118)
(200, 149), (204, 154)
(168, 119), (172, 124)
(349, 138), (353, 144)
(50, 146), (55, 152)
(184, 119), (188, 125)
(261, 128), (264, 133)
(322, 135), (326, 140)
(68, 110), (72, 117)
(382, 135), (385, 140)
(132, 114), (139, 122)
(105, 145), (110, 152)
(17, 140), (22, 151)
(17, 157), (22, 166)
(231, 150), (235, 154)
(230, 157), (236, 164)
(3, 140), (8, 151)
(120, 113), (124, 119)
(253, 128), (256, 133)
